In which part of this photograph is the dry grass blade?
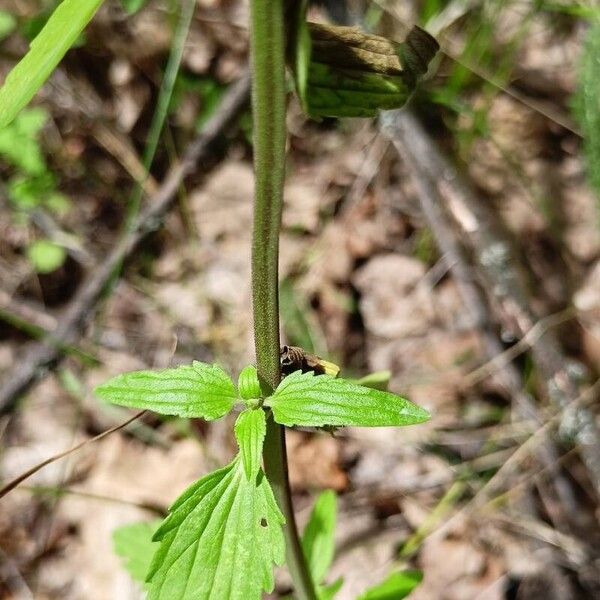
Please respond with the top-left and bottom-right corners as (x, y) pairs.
(463, 308), (577, 387)
(0, 410), (145, 500)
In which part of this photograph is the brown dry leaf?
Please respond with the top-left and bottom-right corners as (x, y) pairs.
(304, 223), (354, 290)
(1, 377), (85, 490)
(191, 160), (254, 241)
(560, 158), (600, 262)
(575, 260), (600, 368)
(32, 434), (209, 600)
(95, 5), (172, 63)
(350, 427), (449, 491)
(287, 431), (348, 492)
(343, 194), (407, 260)
(283, 176), (324, 233)
(354, 254), (435, 339)
(412, 533), (506, 600)
(97, 283), (175, 366)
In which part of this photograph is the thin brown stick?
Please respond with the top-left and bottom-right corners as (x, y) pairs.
(464, 307), (576, 387)
(416, 379), (600, 547)
(0, 73), (250, 415)
(21, 484), (166, 516)
(381, 111), (580, 514)
(0, 411), (145, 499)
(0, 289), (57, 332)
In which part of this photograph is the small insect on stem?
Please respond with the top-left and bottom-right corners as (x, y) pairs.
(280, 345), (341, 377)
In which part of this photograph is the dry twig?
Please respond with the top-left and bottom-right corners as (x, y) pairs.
(0, 73), (250, 414)
(380, 110), (600, 496)
(380, 111), (581, 514)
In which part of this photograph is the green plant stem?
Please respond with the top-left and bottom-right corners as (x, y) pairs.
(249, 1), (317, 599)
(125, 0), (196, 230)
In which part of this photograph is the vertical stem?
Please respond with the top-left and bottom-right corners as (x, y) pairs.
(249, 1), (317, 599)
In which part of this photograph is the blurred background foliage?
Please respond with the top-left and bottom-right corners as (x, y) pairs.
(1, 1), (600, 599)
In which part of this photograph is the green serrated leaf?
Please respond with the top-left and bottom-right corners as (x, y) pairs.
(234, 408), (266, 480)
(27, 239), (66, 273)
(113, 521), (161, 586)
(358, 570), (423, 600)
(302, 490), (337, 584)
(147, 457), (285, 600)
(0, 0), (104, 129)
(265, 371), (430, 428)
(95, 361), (237, 420)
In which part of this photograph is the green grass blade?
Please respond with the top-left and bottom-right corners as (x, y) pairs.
(125, 0), (196, 229)
(574, 18), (600, 203)
(0, 0), (104, 129)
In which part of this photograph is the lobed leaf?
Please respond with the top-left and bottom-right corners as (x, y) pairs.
(265, 371), (430, 428)
(95, 361), (237, 420)
(302, 490), (337, 584)
(0, 0), (104, 129)
(147, 458), (285, 600)
(234, 408), (266, 480)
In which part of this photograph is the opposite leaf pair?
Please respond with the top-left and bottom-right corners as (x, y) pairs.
(94, 361), (430, 430)
(96, 361), (429, 600)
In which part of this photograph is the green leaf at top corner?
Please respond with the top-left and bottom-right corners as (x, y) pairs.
(94, 362), (237, 420)
(265, 371), (430, 428)
(146, 457), (285, 600)
(302, 490), (337, 585)
(0, 0), (104, 129)
(358, 570), (423, 600)
(113, 520), (161, 586)
(235, 408), (266, 480)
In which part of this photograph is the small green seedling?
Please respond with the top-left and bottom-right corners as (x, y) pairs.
(0, 108), (70, 272)
(97, 361), (429, 599)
